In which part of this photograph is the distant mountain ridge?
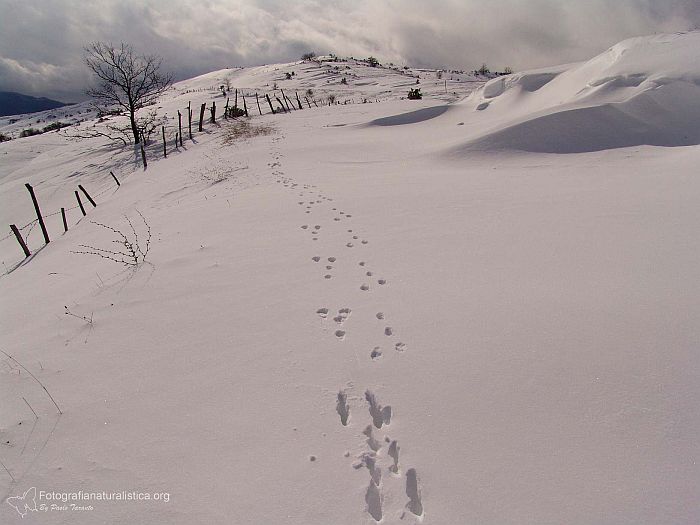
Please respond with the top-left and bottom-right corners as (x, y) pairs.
(0, 91), (72, 117)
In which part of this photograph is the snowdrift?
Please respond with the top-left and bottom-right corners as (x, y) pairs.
(366, 105), (450, 126)
(453, 31), (700, 153)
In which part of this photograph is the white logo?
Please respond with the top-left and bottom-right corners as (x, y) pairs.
(6, 487), (38, 518)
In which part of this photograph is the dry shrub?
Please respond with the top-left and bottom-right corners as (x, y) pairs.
(222, 120), (276, 145)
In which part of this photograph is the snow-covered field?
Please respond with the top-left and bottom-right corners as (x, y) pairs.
(1, 32), (699, 524)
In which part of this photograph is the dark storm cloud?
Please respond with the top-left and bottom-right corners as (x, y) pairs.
(0, 0), (697, 102)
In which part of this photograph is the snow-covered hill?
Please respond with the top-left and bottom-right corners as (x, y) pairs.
(1, 34), (699, 525)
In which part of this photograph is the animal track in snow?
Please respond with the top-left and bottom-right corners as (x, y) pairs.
(395, 342), (407, 352)
(336, 391), (350, 426)
(359, 262), (366, 266)
(384, 327), (393, 336)
(312, 256), (320, 262)
(360, 284), (370, 291)
(388, 440), (400, 474)
(333, 308), (351, 324)
(366, 271), (373, 277)
(365, 390), (392, 429)
(365, 479), (383, 522)
(335, 330), (346, 340)
(405, 469), (424, 517)
(376, 312), (384, 320)
(316, 308), (329, 318)
(360, 452), (382, 486)
(328, 257), (336, 263)
(370, 347), (382, 360)
(378, 279), (386, 285)
(363, 425), (382, 452)
(324, 274), (332, 279)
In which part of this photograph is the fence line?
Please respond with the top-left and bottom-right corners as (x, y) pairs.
(4, 87), (375, 263)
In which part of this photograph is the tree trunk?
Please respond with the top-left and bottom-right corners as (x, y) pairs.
(130, 111), (140, 144)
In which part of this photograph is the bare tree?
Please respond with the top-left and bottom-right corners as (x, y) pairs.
(63, 108), (165, 146)
(85, 42), (172, 144)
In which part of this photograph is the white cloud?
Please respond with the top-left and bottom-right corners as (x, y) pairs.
(0, 0), (697, 101)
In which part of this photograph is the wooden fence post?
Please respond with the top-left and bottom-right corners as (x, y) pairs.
(224, 97), (229, 119)
(295, 92), (303, 110)
(178, 111), (183, 146)
(110, 171), (120, 187)
(312, 98), (318, 107)
(175, 132), (179, 149)
(265, 94), (275, 114)
(255, 93), (262, 115)
(280, 89), (293, 111)
(243, 95), (248, 117)
(10, 224), (30, 257)
(234, 89), (238, 114)
(25, 183), (50, 244)
(78, 185), (97, 207)
(275, 96), (287, 112)
(210, 101), (216, 123)
(198, 103), (206, 131)
(305, 97), (312, 108)
(75, 190), (86, 216)
(188, 102), (193, 139)
(162, 126), (167, 157)
(61, 208), (68, 232)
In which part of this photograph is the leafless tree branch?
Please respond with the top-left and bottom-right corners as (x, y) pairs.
(85, 42), (172, 144)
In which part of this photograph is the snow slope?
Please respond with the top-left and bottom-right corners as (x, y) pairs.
(1, 33), (700, 524)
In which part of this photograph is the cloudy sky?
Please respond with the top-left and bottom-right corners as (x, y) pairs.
(1, 0), (698, 102)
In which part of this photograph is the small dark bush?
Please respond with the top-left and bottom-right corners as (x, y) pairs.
(227, 107), (246, 118)
(20, 128), (43, 137)
(407, 88), (422, 100)
(42, 121), (70, 132)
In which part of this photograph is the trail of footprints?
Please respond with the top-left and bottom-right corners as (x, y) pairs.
(315, 303), (407, 357)
(267, 138), (422, 521)
(335, 388), (424, 522)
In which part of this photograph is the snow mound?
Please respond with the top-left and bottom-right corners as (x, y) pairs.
(482, 69), (564, 100)
(454, 31), (700, 153)
(366, 105), (450, 126)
